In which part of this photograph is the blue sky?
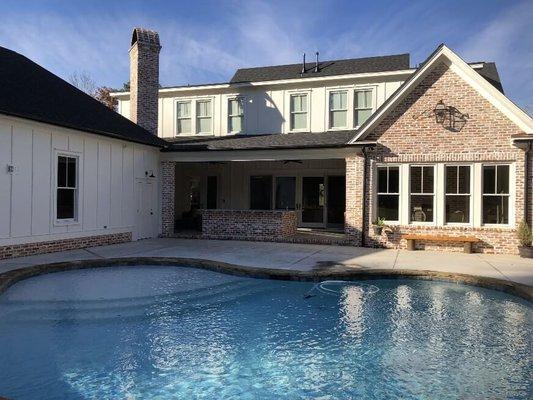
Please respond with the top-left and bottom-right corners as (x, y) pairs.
(0, 0), (531, 112)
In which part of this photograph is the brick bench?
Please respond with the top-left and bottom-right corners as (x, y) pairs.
(401, 234), (479, 254)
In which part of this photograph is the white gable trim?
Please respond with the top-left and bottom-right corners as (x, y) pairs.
(348, 45), (533, 144)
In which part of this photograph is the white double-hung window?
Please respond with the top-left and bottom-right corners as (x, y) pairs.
(56, 155), (78, 221)
(377, 166), (400, 221)
(482, 165), (510, 224)
(445, 165), (471, 223)
(196, 99), (212, 134)
(176, 101), (191, 134)
(410, 165), (435, 223)
(290, 93), (308, 131)
(354, 90), (373, 127)
(228, 98), (244, 133)
(329, 91), (348, 129)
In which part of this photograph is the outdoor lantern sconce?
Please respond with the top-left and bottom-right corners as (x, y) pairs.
(433, 100), (469, 132)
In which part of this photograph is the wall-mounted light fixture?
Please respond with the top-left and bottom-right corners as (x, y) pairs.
(433, 100), (469, 132)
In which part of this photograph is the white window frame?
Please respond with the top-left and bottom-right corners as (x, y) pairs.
(375, 164), (401, 224)
(480, 163), (513, 227)
(174, 96), (215, 136)
(227, 96), (245, 134)
(289, 92), (309, 132)
(196, 98), (213, 134)
(353, 87), (375, 128)
(176, 99), (192, 135)
(327, 88), (350, 130)
(54, 151), (80, 225)
(408, 164), (436, 225)
(443, 164), (473, 226)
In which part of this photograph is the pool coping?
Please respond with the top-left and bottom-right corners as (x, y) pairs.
(0, 257), (531, 302)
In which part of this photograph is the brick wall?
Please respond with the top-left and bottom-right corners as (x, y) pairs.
(0, 232), (131, 260)
(345, 156), (365, 246)
(202, 209), (297, 241)
(345, 62), (528, 254)
(161, 161), (176, 237)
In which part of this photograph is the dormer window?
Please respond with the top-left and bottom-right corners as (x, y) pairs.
(329, 91), (347, 129)
(354, 89), (373, 127)
(196, 99), (212, 134)
(228, 98), (244, 133)
(176, 101), (191, 134)
(290, 93), (308, 131)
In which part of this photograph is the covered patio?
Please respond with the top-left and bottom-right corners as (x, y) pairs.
(160, 131), (371, 244)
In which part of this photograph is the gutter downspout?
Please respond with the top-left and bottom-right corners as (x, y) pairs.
(525, 142), (532, 228)
(361, 146), (369, 247)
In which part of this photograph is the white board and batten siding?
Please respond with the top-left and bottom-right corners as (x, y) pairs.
(0, 114), (161, 246)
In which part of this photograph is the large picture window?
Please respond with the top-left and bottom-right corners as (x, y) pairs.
(482, 165), (509, 224)
(354, 90), (373, 127)
(228, 98), (244, 133)
(250, 175), (272, 210)
(329, 91), (347, 129)
(445, 165), (471, 223)
(196, 100), (212, 134)
(410, 166), (434, 222)
(56, 155), (78, 220)
(176, 101), (191, 134)
(376, 166), (399, 221)
(290, 94), (308, 131)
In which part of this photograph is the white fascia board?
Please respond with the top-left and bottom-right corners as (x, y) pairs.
(349, 45), (533, 144)
(110, 69), (415, 98)
(160, 147), (366, 162)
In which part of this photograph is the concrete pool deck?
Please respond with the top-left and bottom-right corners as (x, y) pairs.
(0, 238), (532, 288)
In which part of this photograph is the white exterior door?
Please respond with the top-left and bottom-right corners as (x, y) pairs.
(135, 179), (156, 239)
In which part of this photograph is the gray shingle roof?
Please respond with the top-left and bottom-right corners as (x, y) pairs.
(230, 54), (411, 83)
(471, 62), (503, 93)
(0, 46), (167, 148)
(164, 131), (359, 152)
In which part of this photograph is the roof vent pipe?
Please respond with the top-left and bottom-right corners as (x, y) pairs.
(301, 53), (306, 75)
(315, 51), (319, 72)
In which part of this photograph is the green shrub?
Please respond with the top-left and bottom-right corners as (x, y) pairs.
(517, 220), (532, 247)
(372, 217), (386, 227)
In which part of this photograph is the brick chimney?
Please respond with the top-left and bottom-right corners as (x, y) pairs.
(129, 28), (161, 135)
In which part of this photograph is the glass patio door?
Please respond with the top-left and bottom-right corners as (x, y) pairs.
(300, 176), (325, 227)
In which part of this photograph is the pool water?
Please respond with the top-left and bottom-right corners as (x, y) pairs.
(0, 266), (531, 399)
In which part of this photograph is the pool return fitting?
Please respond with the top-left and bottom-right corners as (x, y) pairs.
(304, 280), (380, 299)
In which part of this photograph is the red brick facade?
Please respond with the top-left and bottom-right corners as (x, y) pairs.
(0, 232), (131, 260)
(161, 161), (176, 237)
(202, 209), (297, 241)
(345, 62), (528, 254)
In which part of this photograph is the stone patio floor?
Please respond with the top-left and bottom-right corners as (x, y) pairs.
(0, 238), (532, 287)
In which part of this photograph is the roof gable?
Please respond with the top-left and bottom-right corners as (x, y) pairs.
(349, 45), (533, 143)
(0, 46), (167, 148)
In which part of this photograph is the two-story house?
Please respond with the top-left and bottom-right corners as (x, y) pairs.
(1, 27), (531, 261)
(112, 28), (532, 254)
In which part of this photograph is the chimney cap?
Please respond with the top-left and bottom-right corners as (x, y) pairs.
(131, 27), (161, 48)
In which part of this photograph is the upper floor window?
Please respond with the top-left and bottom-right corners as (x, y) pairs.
(445, 165), (471, 223)
(177, 101), (191, 134)
(290, 93), (308, 131)
(329, 91), (347, 129)
(377, 166), (399, 221)
(482, 165), (509, 224)
(228, 98), (244, 133)
(56, 155), (78, 221)
(354, 90), (373, 127)
(196, 100), (212, 134)
(410, 165), (434, 223)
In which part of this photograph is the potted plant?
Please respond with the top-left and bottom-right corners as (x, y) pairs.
(372, 217), (386, 236)
(517, 220), (533, 258)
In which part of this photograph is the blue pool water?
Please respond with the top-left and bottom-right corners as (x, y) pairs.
(0, 265), (531, 400)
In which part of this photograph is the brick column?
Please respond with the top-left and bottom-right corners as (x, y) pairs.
(345, 156), (365, 246)
(161, 161), (175, 237)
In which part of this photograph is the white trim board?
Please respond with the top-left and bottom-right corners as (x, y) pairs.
(348, 45), (533, 144)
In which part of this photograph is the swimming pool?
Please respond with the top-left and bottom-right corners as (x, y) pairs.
(0, 265), (531, 399)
